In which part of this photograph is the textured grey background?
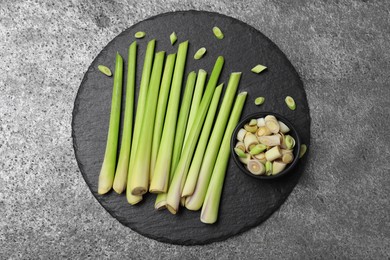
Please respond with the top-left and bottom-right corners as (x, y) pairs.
(0, 0), (389, 259)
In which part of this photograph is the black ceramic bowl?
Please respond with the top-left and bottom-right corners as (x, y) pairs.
(231, 112), (301, 180)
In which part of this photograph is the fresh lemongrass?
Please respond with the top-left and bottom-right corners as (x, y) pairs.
(282, 153), (294, 164)
(126, 39), (155, 204)
(249, 119), (257, 126)
(244, 124), (257, 133)
(170, 32), (177, 45)
(184, 69), (207, 144)
(251, 64), (267, 74)
(98, 65), (112, 76)
(244, 132), (258, 152)
(285, 135), (296, 149)
(135, 31), (146, 39)
(239, 153), (251, 165)
(185, 72), (242, 211)
(278, 121), (290, 134)
(256, 126), (272, 137)
(212, 26), (224, 39)
(149, 41), (189, 194)
(234, 148), (247, 158)
(299, 144), (307, 158)
(265, 115), (280, 133)
(130, 51), (165, 195)
(265, 146), (282, 161)
(235, 141), (245, 152)
(249, 144), (267, 155)
(200, 92), (247, 224)
(165, 57), (225, 214)
(181, 86), (223, 197)
(281, 149), (293, 155)
(150, 53), (177, 181)
(194, 47), (207, 60)
(247, 159), (265, 175)
(170, 71), (197, 172)
(98, 53), (123, 195)
(237, 128), (247, 141)
(258, 135), (281, 146)
(113, 42), (137, 194)
(285, 96), (296, 110)
(272, 160), (287, 175)
(254, 97), (265, 105)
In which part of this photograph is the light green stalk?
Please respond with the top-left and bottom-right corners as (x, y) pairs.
(184, 69), (207, 145)
(126, 40), (155, 204)
(113, 42), (137, 194)
(130, 51), (165, 195)
(150, 53), (177, 181)
(98, 53), (123, 194)
(165, 57), (225, 214)
(148, 41), (189, 193)
(201, 92), (247, 224)
(185, 72), (242, 211)
(170, 71), (197, 172)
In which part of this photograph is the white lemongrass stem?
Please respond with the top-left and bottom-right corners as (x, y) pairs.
(113, 41), (137, 194)
(185, 72), (242, 211)
(149, 41), (189, 193)
(201, 92), (247, 224)
(130, 51), (165, 195)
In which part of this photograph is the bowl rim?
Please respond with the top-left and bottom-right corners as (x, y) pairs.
(230, 111), (301, 180)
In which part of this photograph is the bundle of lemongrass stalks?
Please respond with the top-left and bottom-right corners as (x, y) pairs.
(97, 37), (247, 224)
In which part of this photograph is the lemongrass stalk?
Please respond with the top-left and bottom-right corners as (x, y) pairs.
(201, 92), (247, 224)
(185, 72), (242, 211)
(181, 85), (223, 197)
(98, 52), (123, 194)
(149, 41), (189, 193)
(130, 51), (165, 195)
(126, 39), (155, 204)
(165, 57), (225, 214)
(184, 69), (207, 144)
(170, 71), (197, 172)
(150, 53), (177, 181)
(154, 84), (221, 210)
(112, 42), (137, 194)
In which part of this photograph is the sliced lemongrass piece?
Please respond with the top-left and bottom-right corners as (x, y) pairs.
(251, 64), (267, 74)
(170, 71), (197, 172)
(272, 160), (287, 175)
(98, 53), (123, 195)
(182, 86), (223, 197)
(258, 135), (280, 146)
(282, 153), (294, 164)
(130, 51), (165, 196)
(257, 117), (265, 127)
(239, 153), (251, 164)
(265, 115), (280, 133)
(285, 96), (296, 110)
(135, 31), (146, 38)
(98, 65), (112, 76)
(185, 73), (242, 212)
(149, 41), (189, 194)
(194, 47), (207, 60)
(244, 132), (258, 152)
(150, 53), (177, 181)
(256, 126), (271, 137)
(299, 144), (307, 158)
(200, 92), (247, 224)
(235, 141), (245, 152)
(113, 42), (137, 194)
(285, 135), (296, 149)
(249, 144), (267, 155)
(163, 57), (225, 212)
(254, 152), (267, 164)
(212, 26), (224, 39)
(237, 128), (247, 141)
(247, 160), (265, 175)
(244, 124), (257, 133)
(170, 32), (177, 45)
(126, 39), (155, 204)
(249, 119), (257, 126)
(281, 149), (293, 155)
(278, 121), (290, 134)
(234, 148), (247, 158)
(265, 161), (273, 175)
(265, 146), (282, 161)
(255, 97), (265, 105)
(185, 69), (207, 145)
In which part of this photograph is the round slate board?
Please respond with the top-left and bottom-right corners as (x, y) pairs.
(72, 10), (311, 245)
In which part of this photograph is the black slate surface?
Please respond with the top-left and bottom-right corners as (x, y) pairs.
(72, 10), (311, 245)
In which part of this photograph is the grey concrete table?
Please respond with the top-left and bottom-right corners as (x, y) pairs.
(1, 0), (389, 259)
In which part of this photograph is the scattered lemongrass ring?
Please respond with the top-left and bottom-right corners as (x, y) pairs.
(98, 65), (112, 76)
(194, 47), (207, 60)
(299, 144), (307, 158)
(212, 26), (224, 39)
(255, 97), (265, 105)
(285, 96), (296, 110)
(134, 31), (146, 39)
(251, 64), (267, 74)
